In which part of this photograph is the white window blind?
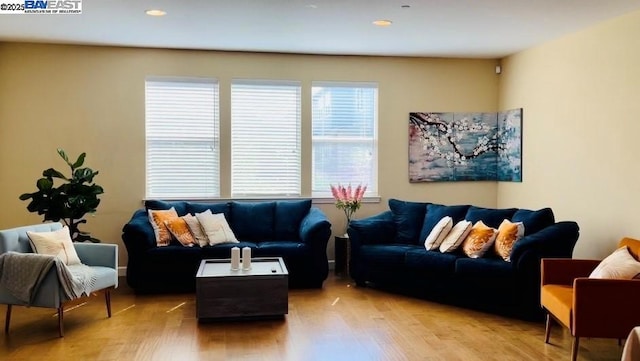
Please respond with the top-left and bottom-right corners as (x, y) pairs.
(312, 82), (378, 197)
(231, 80), (301, 197)
(145, 78), (220, 198)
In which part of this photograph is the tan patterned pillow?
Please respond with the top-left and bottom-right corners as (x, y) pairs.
(494, 219), (525, 261)
(462, 221), (498, 258)
(165, 217), (197, 247)
(148, 207), (179, 246)
(439, 220), (473, 253)
(589, 247), (640, 279)
(424, 216), (453, 251)
(183, 214), (208, 247)
(27, 226), (81, 265)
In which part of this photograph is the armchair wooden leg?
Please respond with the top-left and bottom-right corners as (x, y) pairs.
(57, 306), (64, 338)
(5, 304), (12, 334)
(544, 312), (552, 344)
(105, 289), (112, 318)
(571, 337), (579, 361)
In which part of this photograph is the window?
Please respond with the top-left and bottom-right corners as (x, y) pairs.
(312, 82), (378, 197)
(231, 80), (301, 197)
(145, 78), (219, 198)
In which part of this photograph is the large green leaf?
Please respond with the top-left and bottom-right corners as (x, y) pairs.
(19, 192), (34, 201)
(72, 153), (86, 169)
(36, 177), (53, 190)
(42, 168), (67, 180)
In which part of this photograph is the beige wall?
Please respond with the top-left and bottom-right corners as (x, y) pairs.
(0, 43), (499, 265)
(498, 10), (640, 258)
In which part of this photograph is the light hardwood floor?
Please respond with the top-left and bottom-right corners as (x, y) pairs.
(0, 275), (624, 361)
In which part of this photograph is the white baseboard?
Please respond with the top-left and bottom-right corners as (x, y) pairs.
(118, 261), (336, 277)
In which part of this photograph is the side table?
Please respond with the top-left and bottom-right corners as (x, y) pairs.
(334, 235), (350, 277)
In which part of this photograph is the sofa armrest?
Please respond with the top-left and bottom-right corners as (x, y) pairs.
(511, 221), (580, 267)
(74, 243), (118, 270)
(347, 211), (396, 248)
(299, 207), (331, 244)
(573, 278), (640, 337)
(121, 209), (156, 256)
(541, 259), (600, 286)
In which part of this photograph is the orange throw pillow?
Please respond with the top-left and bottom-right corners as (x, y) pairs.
(494, 219), (525, 261)
(462, 221), (498, 258)
(148, 207), (179, 246)
(165, 217), (197, 247)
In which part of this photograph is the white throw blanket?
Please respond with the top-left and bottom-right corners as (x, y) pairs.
(0, 252), (97, 305)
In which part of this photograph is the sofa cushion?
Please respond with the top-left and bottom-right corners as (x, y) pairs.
(230, 201), (276, 241)
(541, 284), (573, 328)
(405, 249), (459, 274)
(196, 210), (239, 246)
(388, 199), (429, 245)
(145, 200), (189, 216)
(187, 202), (231, 221)
(465, 206), (518, 229)
(419, 204), (470, 243)
(359, 244), (415, 270)
(274, 200), (311, 240)
(201, 241), (257, 259)
(512, 208), (555, 235)
(255, 241), (310, 258)
(348, 217), (396, 245)
(454, 257), (512, 277)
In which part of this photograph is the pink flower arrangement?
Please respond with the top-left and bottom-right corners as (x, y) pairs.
(330, 184), (367, 229)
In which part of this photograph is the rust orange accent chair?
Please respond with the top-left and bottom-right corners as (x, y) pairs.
(541, 238), (640, 361)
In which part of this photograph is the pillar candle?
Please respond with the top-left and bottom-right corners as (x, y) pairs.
(230, 247), (240, 270)
(242, 247), (252, 270)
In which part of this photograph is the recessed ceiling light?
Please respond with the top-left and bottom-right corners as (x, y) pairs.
(372, 19), (392, 27)
(145, 9), (166, 16)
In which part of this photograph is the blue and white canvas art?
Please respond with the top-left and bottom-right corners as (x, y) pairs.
(497, 108), (522, 182)
(409, 109), (522, 182)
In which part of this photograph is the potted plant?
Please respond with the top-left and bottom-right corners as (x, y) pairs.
(19, 149), (104, 242)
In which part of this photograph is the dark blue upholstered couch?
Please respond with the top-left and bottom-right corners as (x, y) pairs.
(122, 200), (331, 293)
(347, 199), (580, 320)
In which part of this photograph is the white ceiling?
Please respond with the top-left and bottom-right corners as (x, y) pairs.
(1, 0), (640, 58)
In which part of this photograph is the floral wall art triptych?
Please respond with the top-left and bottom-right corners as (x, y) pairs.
(409, 108), (522, 182)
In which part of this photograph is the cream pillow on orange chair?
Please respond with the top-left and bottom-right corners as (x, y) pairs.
(589, 246), (640, 279)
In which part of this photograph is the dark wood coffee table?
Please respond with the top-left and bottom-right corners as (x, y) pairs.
(195, 257), (289, 320)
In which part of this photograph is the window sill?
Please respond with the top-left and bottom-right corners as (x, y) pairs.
(142, 196), (381, 205)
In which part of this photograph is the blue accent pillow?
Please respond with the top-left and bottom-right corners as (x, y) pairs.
(230, 201), (276, 241)
(186, 202), (231, 221)
(419, 204), (470, 244)
(465, 206), (518, 229)
(144, 200), (189, 216)
(274, 200), (312, 240)
(512, 208), (555, 235)
(388, 199), (430, 244)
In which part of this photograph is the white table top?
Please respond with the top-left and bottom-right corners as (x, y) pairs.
(197, 257), (288, 278)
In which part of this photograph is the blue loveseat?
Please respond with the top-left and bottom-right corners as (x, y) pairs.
(348, 199), (580, 320)
(122, 199), (331, 293)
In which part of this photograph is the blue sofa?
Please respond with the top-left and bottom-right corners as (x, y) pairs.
(122, 199), (331, 293)
(347, 199), (580, 320)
